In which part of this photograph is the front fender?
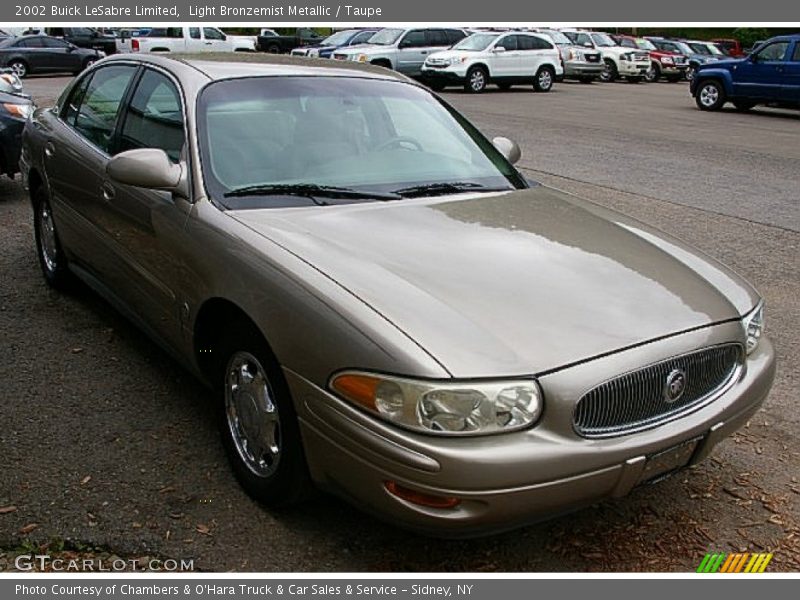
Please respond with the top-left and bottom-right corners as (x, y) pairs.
(693, 68), (734, 96)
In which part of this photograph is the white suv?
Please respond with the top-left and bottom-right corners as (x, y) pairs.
(561, 29), (651, 82)
(421, 31), (563, 93)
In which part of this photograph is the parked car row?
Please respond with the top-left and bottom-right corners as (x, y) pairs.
(0, 35), (103, 78)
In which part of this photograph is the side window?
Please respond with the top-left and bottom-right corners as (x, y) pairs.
(23, 37), (45, 48)
(529, 36), (552, 50)
(497, 36), (518, 51)
(43, 38), (70, 49)
(575, 33), (592, 47)
(446, 30), (466, 44)
(203, 28), (225, 41)
(118, 69), (185, 162)
(756, 41), (789, 62)
(61, 74), (93, 125)
(189, 28), (201, 40)
(426, 30), (448, 47)
(72, 65), (137, 153)
(793, 43), (800, 62)
(401, 30), (426, 48)
(352, 31), (374, 44)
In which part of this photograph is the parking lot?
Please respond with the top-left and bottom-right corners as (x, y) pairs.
(1, 75), (798, 571)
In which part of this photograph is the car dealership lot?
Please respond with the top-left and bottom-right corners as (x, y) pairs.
(0, 76), (798, 571)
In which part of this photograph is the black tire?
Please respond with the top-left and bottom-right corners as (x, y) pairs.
(465, 66), (488, 93)
(533, 66), (555, 92)
(8, 59), (28, 79)
(645, 63), (660, 83)
(733, 100), (756, 112)
(497, 82), (512, 91)
(33, 186), (72, 289)
(266, 43), (281, 54)
(695, 79), (726, 111)
(215, 324), (312, 508)
(600, 59), (617, 82)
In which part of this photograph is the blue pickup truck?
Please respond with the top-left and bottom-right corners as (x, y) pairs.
(691, 34), (800, 111)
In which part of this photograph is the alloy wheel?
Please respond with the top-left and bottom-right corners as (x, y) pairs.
(38, 202), (58, 274)
(699, 83), (720, 108)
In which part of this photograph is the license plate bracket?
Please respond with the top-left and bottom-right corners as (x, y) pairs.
(637, 437), (701, 486)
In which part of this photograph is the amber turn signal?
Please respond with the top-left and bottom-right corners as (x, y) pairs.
(384, 481), (460, 509)
(330, 373), (382, 410)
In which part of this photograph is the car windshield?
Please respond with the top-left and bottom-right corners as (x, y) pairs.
(688, 42), (711, 55)
(198, 77), (523, 209)
(452, 33), (498, 51)
(591, 33), (616, 47)
(321, 30), (355, 46)
(367, 29), (403, 45)
(707, 43), (724, 55)
(636, 39), (657, 51)
(540, 31), (572, 46)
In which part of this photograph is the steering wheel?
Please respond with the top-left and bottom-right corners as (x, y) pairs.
(374, 136), (423, 152)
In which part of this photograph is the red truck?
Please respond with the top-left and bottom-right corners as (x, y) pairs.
(711, 38), (745, 57)
(613, 35), (689, 82)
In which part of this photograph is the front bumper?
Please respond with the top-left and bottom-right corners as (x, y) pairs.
(563, 61), (604, 78)
(288, 322), (775, 537)
(617, 60), (651, 76)
(657, 62), (689, 76)
(421, 66), (467, 84)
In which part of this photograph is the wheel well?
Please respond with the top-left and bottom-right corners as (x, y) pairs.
(28, 168), (44, 206)
(468, 63), (489, 76)
(193, 298), (267, 379)
(370, 58), (392, 69)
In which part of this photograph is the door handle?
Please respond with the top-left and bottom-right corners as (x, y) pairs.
(420, 51), (428, 55)
(44, 142), (55, 159)
(101, 182), (116, 201)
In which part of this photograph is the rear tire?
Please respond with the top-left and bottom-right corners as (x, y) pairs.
(33, 186), (72, 290)
(533, 67), (554, 92)
(215, 324), (312, 508)
(266, 43), (281, 54)
(695, 80), (726, 111)
(465, 66), (488, 93)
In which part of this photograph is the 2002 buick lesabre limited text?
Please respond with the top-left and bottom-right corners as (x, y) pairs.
(20, 53), (775, 536)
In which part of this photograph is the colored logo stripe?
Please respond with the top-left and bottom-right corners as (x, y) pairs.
(698, 552), (773, 573)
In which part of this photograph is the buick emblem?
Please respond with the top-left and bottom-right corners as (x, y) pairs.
(664, 368), (687, 403)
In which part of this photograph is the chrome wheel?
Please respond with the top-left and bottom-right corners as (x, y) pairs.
(9, 61), (26, 78)
(468, 69), (486, 92)
(225, 351), (281, 478)
(38, 202), (58, 274)
(699, 83), (720, 108)
(537, 69), (553, 91)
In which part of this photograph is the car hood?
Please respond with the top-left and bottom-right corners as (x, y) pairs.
(230, 186), (758, 377)
(700, 57), (742, 69)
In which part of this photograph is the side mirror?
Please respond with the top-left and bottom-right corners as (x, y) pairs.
(492, 136), (521, 165)
(107, 149), (188, 196)
(492, 46), (506, 53)
(583, 42), (593, 48)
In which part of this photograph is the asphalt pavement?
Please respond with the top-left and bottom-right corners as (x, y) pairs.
(1, 75), (798, 572)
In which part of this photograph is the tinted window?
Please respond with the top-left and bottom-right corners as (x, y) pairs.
(446, 30), (466, 44)
(756, 41), (789, 61)
(351, 30), (375, 44)
(189, 28), (201, 40)
(43, 37), (70, 49)
(621, 38), (636, 48)
(20, 37), (45, 48)
(426, 30), (449, 47)
(574, 33), (592, 46)
(528, 36), (553, 50)
(203, 28), (225, 41)
(793, 43), (800, 62)
(118, 69), (185, 161)
(62, 74), (93, 125)
(401, 30), (426, 48)
(72, 65), (137, 153)
(497, 35), (518, 51)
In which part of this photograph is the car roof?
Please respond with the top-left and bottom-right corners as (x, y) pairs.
(103, 52), (414, 83)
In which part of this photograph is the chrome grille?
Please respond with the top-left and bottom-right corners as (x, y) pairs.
(586, 53), (601, 62)
(574, 344), (742, 438)
(634, 52), (650, 61)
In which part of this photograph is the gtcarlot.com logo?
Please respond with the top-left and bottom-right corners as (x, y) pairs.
(697, 552), (773, 573)
(14, 554), (194, 572)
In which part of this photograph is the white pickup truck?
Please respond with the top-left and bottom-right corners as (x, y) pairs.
(118, 26), (255, 54)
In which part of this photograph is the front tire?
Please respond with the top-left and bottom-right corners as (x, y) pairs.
(533, 67), (554, 92)
(645, 63), (660, 83)
(216, 325), (311, 508)
(465, 66), (488, 93)
(600, 59), (617, 82)
(8, 59), (28, 79)
(33, 186), (71, 289)
(695, 80), (726, 111)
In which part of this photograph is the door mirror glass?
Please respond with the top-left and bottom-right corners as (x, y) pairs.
(107, 148), (187, 194)
(492, 136), (521, 165)
(492, 46), (506, 53)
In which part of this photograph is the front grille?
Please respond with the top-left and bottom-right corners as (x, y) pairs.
(573, 344), (742, 438)
(634, 52), (650, 61)
(586, 53), (601, 62)
(674, 56), (688, 64)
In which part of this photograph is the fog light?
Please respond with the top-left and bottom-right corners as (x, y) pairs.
(384, 481), (460, 509)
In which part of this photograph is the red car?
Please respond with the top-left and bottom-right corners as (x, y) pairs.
(614, 35), (689, 82)
(712, 38), (745, 57)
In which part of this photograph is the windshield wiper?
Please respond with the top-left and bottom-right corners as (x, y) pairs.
(392, 182), (509, 198)
(223, 183), (401, 203)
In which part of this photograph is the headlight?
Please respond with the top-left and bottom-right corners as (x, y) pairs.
(330, 372), (543, 435)
(2, 102), (32, 120)
(743, 301), (765, 355)
(447, 56), (467, 65)
(661, 55), (674, 64)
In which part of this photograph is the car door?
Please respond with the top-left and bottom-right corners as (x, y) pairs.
(43, 64), (139, 281)
(185, 27), (203, 52)
(492, 35), (520, 78)
(395, 29), (427, 74)
(41, 37), (78, 71)
(733, 40), (790, 100)
(202, 28), (231, 52)
(14, 37), (49, 72)
(98, 67), (191, 348)
(780, 41), (800, 103)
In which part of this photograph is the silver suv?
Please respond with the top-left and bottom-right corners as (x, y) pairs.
(332, 27), (468, 76)
(536, 29), (604, 82)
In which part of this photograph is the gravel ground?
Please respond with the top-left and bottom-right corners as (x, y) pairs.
(0, 74), (798, 572)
